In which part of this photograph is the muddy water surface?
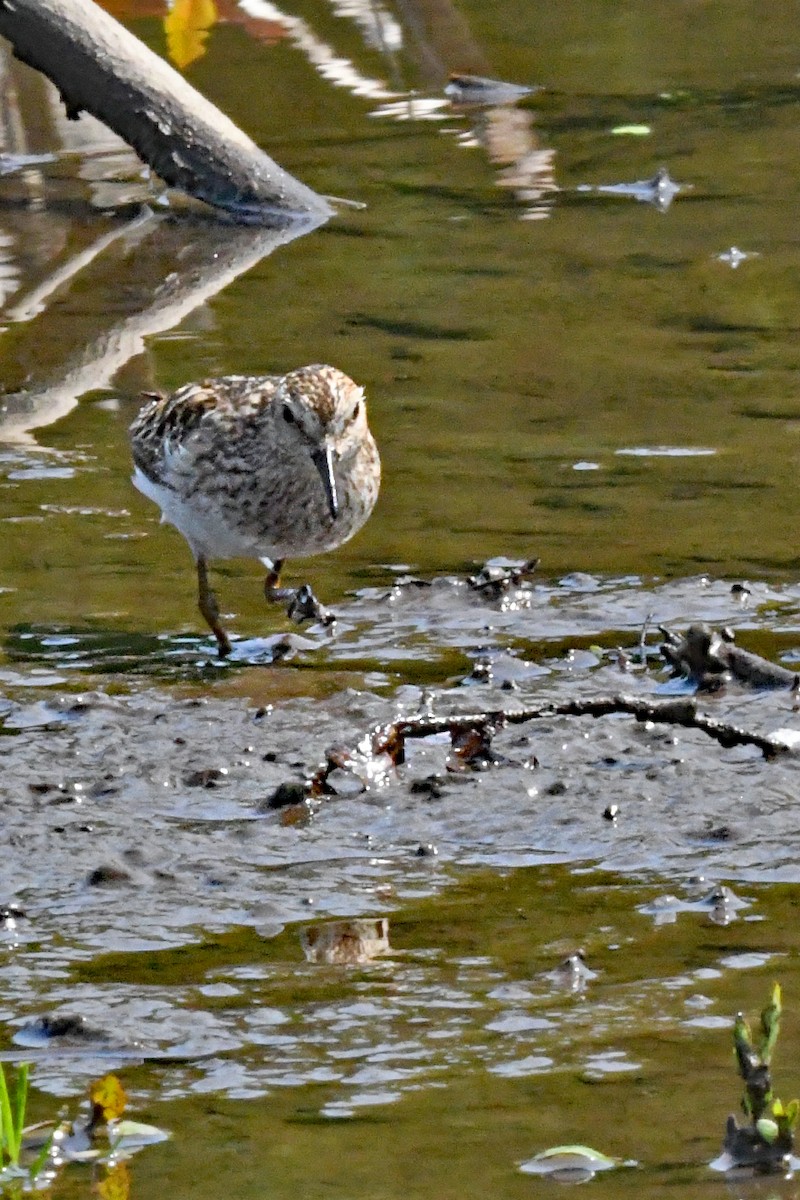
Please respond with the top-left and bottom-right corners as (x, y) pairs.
(2, 2), (800, 1198)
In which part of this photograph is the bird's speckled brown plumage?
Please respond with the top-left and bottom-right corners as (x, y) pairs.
(129, 364), (380, 653)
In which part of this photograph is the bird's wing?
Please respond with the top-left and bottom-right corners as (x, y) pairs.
(129, 376), (281, 485)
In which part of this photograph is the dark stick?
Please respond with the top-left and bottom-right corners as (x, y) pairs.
(309, 692), (788, 793)
(0, 0), (333, 224)
(393, 695), (786, 756)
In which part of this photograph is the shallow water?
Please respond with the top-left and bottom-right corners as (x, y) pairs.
(2, 2), (800, 1198)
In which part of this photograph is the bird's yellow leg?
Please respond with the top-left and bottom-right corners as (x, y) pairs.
(263, 558), (292, 603)
(196, 555), (232, 657)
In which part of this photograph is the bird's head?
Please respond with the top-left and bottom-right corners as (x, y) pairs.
(274, 365), (369, 520)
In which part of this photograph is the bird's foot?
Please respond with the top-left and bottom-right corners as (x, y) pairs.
(286, 584), (335, 626)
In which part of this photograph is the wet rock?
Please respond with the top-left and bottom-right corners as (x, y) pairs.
(702, 824), (739, 843)
(261, 780), (308, 810)
(279, 800), (314, 827)
(446, 724), (500, 772)
(603, 804), (619, 821)
(14, 1013), (112, 1047)
(86, 862), (135, 887)
(467, 557), (539, 601)
(28, 781), (63, 795)
(548, 949), (597, 991)
(184, 767), (228, 788)
(415, 843), (439, 857)
(0, 904), (25, 927)
(409, 775), (446, 799)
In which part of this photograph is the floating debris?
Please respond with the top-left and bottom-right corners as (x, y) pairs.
(715, 246), (759, 269)
(610, 124), (651, 136)
(467, 557), (539, 600)
(578, 165), (687, 211)
(548, 950), (597, 992)
(660, 623), (799, 691)
(520, 1144), (620, 1183)
(444, 73), (538, 107)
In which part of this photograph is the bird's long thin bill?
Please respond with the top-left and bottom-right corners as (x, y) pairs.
(312, 445), (339, 519)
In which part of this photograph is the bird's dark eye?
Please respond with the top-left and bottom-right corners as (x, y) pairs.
(282, 405), (296, 425)
(352, 401), (361, 421)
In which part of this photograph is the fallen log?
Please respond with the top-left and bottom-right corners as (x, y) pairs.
(0, 0), (333, 224)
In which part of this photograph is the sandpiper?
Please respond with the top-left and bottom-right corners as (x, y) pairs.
(129, 364), (380, 656)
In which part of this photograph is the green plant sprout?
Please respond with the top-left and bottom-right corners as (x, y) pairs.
(723, 983), (800, 1172)
(0, 1063), (28, 1170)
(0, 1062), (56, 1190)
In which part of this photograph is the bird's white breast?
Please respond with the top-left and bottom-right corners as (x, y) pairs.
(132, 467), (262, 560)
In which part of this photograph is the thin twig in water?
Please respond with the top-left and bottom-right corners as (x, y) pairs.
(309, 693), (788, 794)
(639, 611), (654, 665)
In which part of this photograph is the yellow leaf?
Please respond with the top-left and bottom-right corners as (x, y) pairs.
(89, 1074), (128, 1123)
(165, 0), (218, 70)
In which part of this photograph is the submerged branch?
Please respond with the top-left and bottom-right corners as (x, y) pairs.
(0, 0), (333, 223)
(397, 694), (789, 756)
(309, 692), (788, 795)
(660, 623), (799, 691)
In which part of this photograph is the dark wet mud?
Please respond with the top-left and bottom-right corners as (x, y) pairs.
(3, 572), (800, 1129)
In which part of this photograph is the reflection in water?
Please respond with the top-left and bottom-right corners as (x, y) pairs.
(45, 83), (147, 211)
(327, 0), (403, 54)
(301, 917), (391, 964)
(370, 96), (448, 120)
(368, 11), (558, 218)
(238, 0), (399, 99)
(0, 211), (325, 442)
(0, 31), (332, 443)
(7, 208), (155, 324)
(457, 101), (558, 221)
(240, 0), (559, 220)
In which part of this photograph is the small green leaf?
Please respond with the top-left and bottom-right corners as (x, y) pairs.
(734, 1012), (752, 1050)
(760, 985), (782, 1063)
(520, 1145), (617, 1176)
(109, 1120), (170, 1147)
(757, 1118), (779, 1144)
(610, 124), (651, 136)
